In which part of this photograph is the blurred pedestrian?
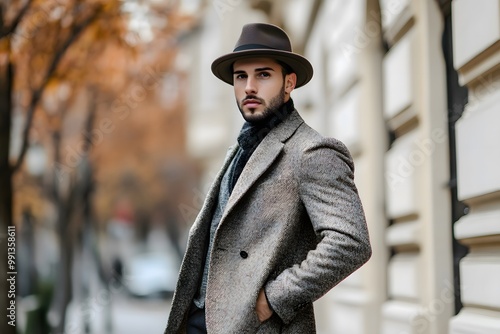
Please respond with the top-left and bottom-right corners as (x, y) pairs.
(165, 23), (371, 334)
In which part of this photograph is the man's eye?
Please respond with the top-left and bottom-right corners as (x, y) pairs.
(235, 74), (247, 79)
(258, 72), (270, 78)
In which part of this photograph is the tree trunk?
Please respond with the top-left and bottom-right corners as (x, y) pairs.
(55, 225), (75, 334)
(48, 126), (75, 333)
(0, 44), (15, 334)
(50, 182), (77, 334)
(50, 90), (97, 333)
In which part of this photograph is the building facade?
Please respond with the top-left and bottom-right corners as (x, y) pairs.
(179, 0), (500, 333)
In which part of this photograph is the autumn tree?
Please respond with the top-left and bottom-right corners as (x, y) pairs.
(1, 0), (192, 332)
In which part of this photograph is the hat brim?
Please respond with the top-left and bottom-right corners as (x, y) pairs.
(211, 49), (313, 88)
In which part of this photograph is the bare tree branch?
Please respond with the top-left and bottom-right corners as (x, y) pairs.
(0, 0), (34, 38)
(12, 5), (103, 173)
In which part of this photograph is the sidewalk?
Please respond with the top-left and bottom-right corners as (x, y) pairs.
(65, 294), (171, 334)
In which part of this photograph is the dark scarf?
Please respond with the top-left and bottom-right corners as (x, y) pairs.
(228, 98), (294, 193)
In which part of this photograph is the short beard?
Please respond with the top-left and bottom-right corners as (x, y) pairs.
(237, 84), (286, 124)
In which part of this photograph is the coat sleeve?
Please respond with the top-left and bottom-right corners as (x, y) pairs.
(264, 138), (372, 324)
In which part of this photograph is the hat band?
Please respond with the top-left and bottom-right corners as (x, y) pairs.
(234, 43), (286, 52)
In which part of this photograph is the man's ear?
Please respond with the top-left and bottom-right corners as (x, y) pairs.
(285, 73), (297, 94)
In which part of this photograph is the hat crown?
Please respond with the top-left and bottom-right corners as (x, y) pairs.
(233, 23), (292, 53)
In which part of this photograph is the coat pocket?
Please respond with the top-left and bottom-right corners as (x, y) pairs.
(256, 312), (283, 333)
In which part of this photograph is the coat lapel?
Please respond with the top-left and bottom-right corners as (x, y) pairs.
(189, 144), (239, 236)
(222, 110), (304, 221)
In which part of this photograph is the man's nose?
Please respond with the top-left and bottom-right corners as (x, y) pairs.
(245, 77), (257, 95)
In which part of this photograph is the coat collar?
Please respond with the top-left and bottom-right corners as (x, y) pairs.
(221, 109), (304, 221)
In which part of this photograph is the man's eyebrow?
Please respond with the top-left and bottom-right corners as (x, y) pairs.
(233, 67), (276, 74)
(255, 67), (275, 72)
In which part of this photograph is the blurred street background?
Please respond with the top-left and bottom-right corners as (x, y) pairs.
(2, 1), (200, 333)
(1, 0), (500, 334)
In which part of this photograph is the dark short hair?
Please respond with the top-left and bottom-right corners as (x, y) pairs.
(275, 60), (294, 76)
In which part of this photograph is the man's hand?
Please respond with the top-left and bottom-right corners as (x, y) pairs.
(256, 288), (273, 323)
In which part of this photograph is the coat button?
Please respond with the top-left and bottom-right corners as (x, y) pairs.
(240, 251), (248, 259)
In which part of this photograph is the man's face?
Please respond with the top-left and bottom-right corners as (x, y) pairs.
(233, 58), (296, 123)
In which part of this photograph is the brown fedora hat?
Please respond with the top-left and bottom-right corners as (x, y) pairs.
(211, 23), (313, 88)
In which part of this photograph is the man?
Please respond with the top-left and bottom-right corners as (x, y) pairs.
(165, 23), (371, 334)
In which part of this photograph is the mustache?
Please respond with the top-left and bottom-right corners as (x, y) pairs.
(242, 95), (265, 104)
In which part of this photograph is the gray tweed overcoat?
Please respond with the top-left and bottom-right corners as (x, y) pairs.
(164, 110), (371, 333)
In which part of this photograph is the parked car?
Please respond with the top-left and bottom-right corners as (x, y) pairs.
(124, 251), (180, 298)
